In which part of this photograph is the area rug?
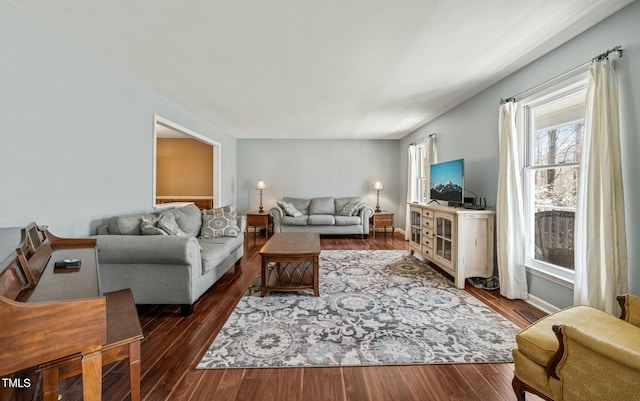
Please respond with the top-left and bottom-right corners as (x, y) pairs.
(197, 250), (519, 369)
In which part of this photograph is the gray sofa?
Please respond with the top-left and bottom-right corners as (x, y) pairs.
(95, 204), (244, 316)
(269, 196), (373, 236)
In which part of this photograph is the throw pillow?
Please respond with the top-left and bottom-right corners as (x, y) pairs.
(140, 216), (168, 236)
(338, 200), (361, 216)
(352, 201), (366, 216)
(201, 211), (240, 238)
(277, 201), (303, 217)
(157, 213), (187, 236)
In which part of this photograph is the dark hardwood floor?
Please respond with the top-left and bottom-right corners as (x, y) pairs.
(51, 232), (545, 401)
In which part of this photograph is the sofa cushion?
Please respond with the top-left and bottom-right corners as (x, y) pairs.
(335, 216), (362, 226)
(277, 201), (303, 217)
(140, 216), (168, 235)
(283, 197), (311, 215)
(201, 211), (240, 238)
(308, 214), (335, 225)
(199, 242), (231, 273)
(198, 235), (244, 251)
(282, 215), (309, 226)
(309, 197), (335, 215)
(335, 197), (361, 214)
(161, 204), (203, 237)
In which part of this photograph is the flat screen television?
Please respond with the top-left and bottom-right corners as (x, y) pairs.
(430, 158), (464, 204)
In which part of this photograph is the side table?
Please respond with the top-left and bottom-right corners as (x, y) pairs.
(246, 211), (273, 240)
(370, 212), (395, 238)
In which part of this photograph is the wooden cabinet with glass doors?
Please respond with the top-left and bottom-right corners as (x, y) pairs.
(408, 203), (495, 288)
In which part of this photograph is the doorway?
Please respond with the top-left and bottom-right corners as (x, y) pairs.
(153, 115), (221, 210)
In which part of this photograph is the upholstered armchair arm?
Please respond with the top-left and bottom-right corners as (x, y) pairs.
(618, 294), (640, 327)
(548, 323), (640, 400)
(269, 207), (284, 233)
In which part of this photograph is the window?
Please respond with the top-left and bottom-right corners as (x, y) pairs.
(521, 78), (587, 281)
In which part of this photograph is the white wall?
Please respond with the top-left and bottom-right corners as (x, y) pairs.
(399, 1), (640, 307)
(237, 139), (400, 223)
(0, 2), (237, 237)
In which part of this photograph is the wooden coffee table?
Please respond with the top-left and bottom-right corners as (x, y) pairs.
(259, 232), (321, 296)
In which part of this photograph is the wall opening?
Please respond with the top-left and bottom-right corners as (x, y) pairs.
(153, 115), (221, 210)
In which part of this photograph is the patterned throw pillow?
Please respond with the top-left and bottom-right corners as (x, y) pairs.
(338, 200), (362, 216)
(277, 201), (303, 217)
(157, 213), (187, 236)
(140, 216), (168, 236)
(201, 210), (239, 238)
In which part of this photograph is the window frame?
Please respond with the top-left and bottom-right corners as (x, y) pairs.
(517, 74), (588, 286)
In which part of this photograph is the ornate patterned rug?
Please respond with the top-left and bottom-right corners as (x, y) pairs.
(197, 250), (519, 369)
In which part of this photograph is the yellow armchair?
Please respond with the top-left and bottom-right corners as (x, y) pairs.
(512, 294), (640, 401)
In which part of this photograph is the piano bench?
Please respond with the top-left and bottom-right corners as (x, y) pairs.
(37, 289), (143, 401)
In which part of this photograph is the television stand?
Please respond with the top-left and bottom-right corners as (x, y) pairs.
(407, 203), (495, 289)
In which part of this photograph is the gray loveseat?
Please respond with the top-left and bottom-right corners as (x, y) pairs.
(95, 204), (244, 316)
(269, 196), (373, 237)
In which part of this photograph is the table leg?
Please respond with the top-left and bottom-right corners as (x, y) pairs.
(81, 351), (102, 401)
(261, 257), (267, 297)
(313, 255), (319, 297)
(129, 341), (141, 401)
(42, 366), (59, 401)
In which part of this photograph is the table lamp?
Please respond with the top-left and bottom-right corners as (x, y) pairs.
(373, 181), (383, 212)
(256, 181), (267, 213)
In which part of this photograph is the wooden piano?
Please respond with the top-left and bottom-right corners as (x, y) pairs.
(0, 223), (142, 401)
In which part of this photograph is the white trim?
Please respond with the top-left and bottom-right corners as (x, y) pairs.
(526, 264), (573, 289)
(152, 114), (222, 209)
(525, 293), (561, 314)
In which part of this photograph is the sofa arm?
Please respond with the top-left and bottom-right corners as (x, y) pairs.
(550, 323), (640, 398)
(618, 294), (640, 327)
(95, 235), (200, 265)
(237, 215), (246, 233)
(269, 207), (284, 233)
(359, 205), (374, 234)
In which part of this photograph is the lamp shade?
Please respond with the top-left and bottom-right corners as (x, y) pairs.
(373, 181), (384, 190)
(256, 181), (267, 190)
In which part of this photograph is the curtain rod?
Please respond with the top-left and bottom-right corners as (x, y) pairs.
(500, 45), (623, 104)
(410, 133), (437, 146)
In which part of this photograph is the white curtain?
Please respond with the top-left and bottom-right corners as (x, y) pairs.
(405, 136), (437, 240)
(496, 101), (528, 299)
(574, 59), (628, 314)
(405, 145), (418, 240)
(426, 135), (437, 189)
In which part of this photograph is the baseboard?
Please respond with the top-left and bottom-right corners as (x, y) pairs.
(525, 294), (561, 315)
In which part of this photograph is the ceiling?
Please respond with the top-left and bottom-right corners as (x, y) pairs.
(6, 0), (632, 140)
